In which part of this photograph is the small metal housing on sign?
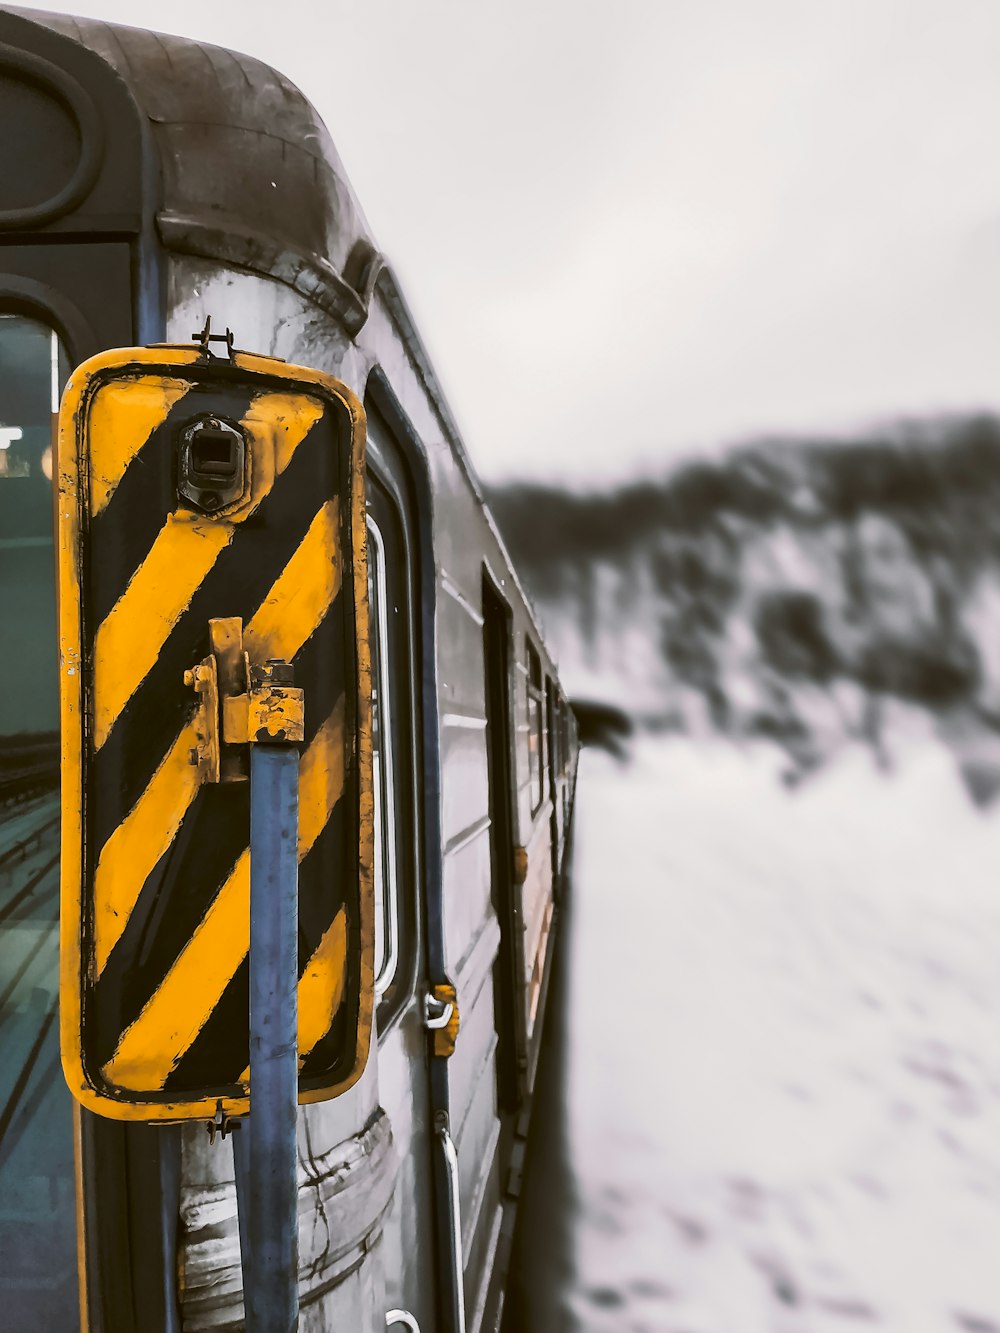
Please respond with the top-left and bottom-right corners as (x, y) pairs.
(178, 414), (247, 513)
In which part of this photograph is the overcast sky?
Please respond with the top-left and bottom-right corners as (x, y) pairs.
(24, 0), (1000, 483)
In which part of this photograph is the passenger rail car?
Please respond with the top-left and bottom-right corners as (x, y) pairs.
(0, 8), (578, 1331)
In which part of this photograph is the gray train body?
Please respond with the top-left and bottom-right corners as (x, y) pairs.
(0, 8), (578, 1331)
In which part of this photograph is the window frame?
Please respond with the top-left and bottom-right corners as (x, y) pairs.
(364, 418), (422, 1040)
(367, 514), (401, 1001)
(526, 640), (545, 817)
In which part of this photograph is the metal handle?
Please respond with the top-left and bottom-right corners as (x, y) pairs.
(435, 1114), (466, 1333)
(423, 992), (454, 1030)
(386, 1312), (421, 1332)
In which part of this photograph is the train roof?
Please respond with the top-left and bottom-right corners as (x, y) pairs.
(1, 5), (382, 333)
(1, 4), (556, 664)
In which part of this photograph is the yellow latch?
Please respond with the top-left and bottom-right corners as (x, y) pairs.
(185, 617), (305, 782)
(424, 982), (460, 1059)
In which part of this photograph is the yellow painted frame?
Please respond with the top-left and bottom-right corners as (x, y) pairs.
(58, 345), (374, 1121)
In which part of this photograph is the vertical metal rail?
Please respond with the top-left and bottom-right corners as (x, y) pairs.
(237, 743), (300, 1332)
(434, 1112), (467, 1333)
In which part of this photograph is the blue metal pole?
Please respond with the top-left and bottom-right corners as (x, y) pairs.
(241, 742), (300, 1332)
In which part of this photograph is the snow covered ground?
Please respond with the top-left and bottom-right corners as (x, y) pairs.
(565, 733), (1000, 1333)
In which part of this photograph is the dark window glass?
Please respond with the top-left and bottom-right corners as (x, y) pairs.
(0, 312), (78, 1330)
(527, 643), (543, 814)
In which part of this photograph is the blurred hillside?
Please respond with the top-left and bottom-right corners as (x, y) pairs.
(487, 415), (1000, 784)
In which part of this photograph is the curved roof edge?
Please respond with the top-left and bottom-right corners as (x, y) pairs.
(3, 4), (383, 334)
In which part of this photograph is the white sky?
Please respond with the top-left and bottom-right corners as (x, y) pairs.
(21, 0), (1000, 482)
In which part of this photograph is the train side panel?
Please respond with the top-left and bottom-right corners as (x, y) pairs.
(0, 9), (579, 1329)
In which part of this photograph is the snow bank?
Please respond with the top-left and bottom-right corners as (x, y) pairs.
(565, 736), (1000, 1332)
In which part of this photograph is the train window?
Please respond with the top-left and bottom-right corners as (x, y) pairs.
(365, 456), (418, 1035)
(527, 643), (544, 814)
(0, 312), (77, 1328)
(552, 677), (560, 789)
(368, 516), (399, 998)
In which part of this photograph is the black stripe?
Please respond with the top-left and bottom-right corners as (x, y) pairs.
(165, 792), (354, 1096)
(81, 390), (360, 1103)
(89, 385), (258, 628)
(294, 604), (348, 759)
(89, 604), (350, 1067)
(167, 661), (357, 1098)
(299, 1000), (352, 1086)
(88, 407), (344, 856)
(296, 790), (350, 955)
(160, 955), (250, 1096)
(87, 781), (250, 1073)
(298, 774), (361, 1088)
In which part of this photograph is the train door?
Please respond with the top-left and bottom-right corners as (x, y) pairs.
(365, 407), (438, 1331)
(481, 580), (523, 1132)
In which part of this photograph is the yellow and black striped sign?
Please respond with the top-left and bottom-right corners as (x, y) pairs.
(58, 346), (374, 1121)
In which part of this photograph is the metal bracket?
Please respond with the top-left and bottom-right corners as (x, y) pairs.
(424, 982), (460, 1058)
(184, 655), (221, 783)
(246, 661), (305, 744)
(191, 314), (237, 360)
(206, 1098), (242, 1145)
(184, 619), (305, 783)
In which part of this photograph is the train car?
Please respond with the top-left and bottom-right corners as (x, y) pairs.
(0, 7), (578, 1331)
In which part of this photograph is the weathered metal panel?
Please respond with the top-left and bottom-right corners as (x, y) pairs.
(455, 1065), (501, 1253)
(440, 720), (491, 857)
(450, 957), (501, 1151)
(375, 1009), (438, 1333)
(442, 830), (493, 975)
(178, 1110), (396, 1329)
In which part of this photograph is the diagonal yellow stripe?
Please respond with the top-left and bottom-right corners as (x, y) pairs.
(240, 698), (346, 1082)
(296, 909), (347, 1060)
(297, 694), (345, 858)
(89, 377), (192, 516)
(92, 515), (231, 751)
(92, 495), (343, 983)
(238, 908), (347, 1083)
(103, 849), (250, 1092)
(102, 696), (347, 1092)
(244, 496), (341, 664)
(93, 716), (202, 975)
(255, 394), (326, 474)
(92, 393), (325, 752)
